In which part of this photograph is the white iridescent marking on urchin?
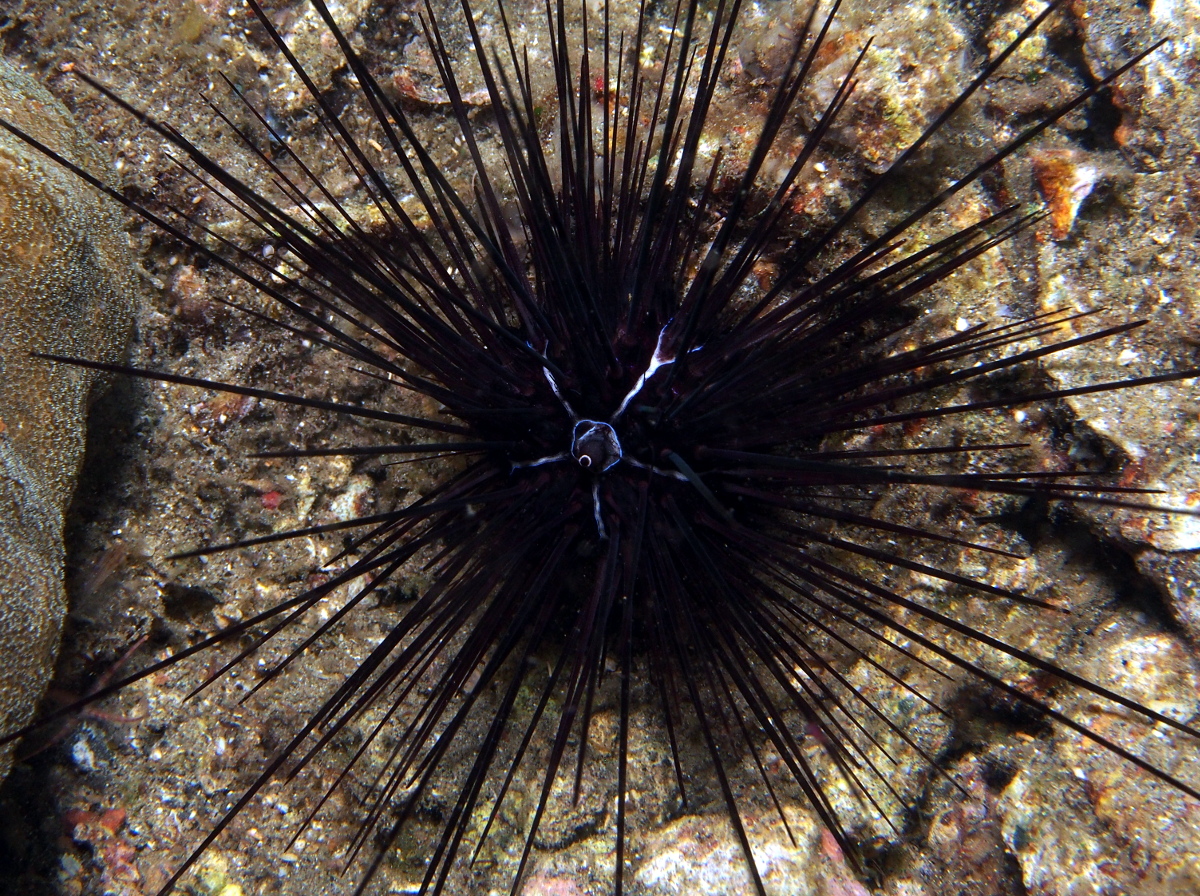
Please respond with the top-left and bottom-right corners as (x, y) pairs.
(543, 366), (577, 420)
(613, 324), (676, 421)
(514, 332), (690, 489)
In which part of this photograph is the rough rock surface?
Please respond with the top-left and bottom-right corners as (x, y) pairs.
(1032, 0), (1200, 623)
(0, 57), (135, 780)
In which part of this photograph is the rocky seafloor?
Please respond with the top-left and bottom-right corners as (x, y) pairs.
(0, 0), (1198, 893)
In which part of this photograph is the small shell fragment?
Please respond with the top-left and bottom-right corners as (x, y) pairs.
(1031, 148), (1102, 240)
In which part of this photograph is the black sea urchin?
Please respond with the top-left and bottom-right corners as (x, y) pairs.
(3, 0), (1200, 893)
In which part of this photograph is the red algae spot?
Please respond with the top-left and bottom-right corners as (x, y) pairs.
(63, 806), (142, 892)
(520, 873), (587, 896)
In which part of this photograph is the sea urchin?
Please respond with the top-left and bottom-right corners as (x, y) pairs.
(3, 0), (1200, 893)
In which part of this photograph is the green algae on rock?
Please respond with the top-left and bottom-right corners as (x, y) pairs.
(0, 57), (136, 780)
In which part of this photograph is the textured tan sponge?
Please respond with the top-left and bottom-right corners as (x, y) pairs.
(0, 58), (136, 779)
